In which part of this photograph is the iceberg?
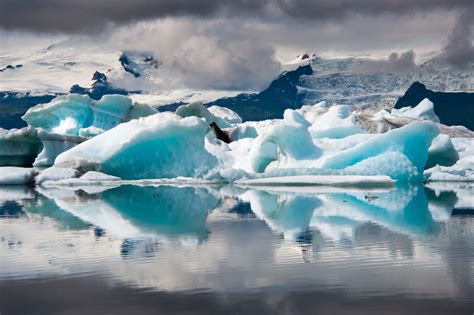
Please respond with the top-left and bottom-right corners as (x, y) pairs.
(22, 94), (157, 137)
(244, 110), (322, 173)
(35, 166), (79, 184)
(321, 121), (439, 181)
(391, 98), (440, 123)
(22, 94), (93, 135)
(0, 127), (42, 166)
(426, 134), (459, 169)
(33, 130), (87, 167)
(55, 113), (219, 180)
(424, 156), (474, 182)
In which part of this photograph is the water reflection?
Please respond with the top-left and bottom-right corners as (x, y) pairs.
(0, 182), (473, 311)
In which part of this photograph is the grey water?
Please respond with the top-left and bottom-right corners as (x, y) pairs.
(0, 183), (473, 314)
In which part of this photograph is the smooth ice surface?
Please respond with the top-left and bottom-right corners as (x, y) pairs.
(55, 113), (219, 180)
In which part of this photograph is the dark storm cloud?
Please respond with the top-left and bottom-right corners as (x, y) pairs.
(353, 50), (416, 73)
(0, 0), (271, 32)
(275, 0), (472, 19)
(0, 0), (472, 33)
(443, 7), (474, 68)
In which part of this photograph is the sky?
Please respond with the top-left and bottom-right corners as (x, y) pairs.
(0, 0), (473, 90)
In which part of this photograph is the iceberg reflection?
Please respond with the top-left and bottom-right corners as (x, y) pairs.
(0, 183), (472, 298)
(37, 185), (219, 242)
(0, 182), (465, 246)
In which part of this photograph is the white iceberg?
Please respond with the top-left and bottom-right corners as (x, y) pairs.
(176, 102), (241, 128)
(391, 98), (440, 123)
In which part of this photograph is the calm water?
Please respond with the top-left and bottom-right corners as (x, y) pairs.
(0, 183), (473, 314)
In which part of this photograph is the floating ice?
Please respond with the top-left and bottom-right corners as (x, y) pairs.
(36, 166), (79, 184)
(22, 94), (157, 137)
(33, 130), (87, 167)
(1, 90), (471, 186)
(425, 156), (474, 182)
(207, 105), (242, 125)
(426, 134), (459, 169)
(0, 127), (41, 166)
(391, 98), (440, 123)
(0, 167), (36, 185)
(55, 112), (219, 180)
(322, 121), (439, 181)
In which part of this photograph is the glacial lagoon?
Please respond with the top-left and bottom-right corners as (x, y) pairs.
(0, 183), (473, 314)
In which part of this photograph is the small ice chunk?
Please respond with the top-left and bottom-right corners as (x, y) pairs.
(0, 167), (36, 185)
(36, 167), (79, 184)
(80, 171), (121, 181)
(391, 98), (440, 123)
(208, 105), (242, 125)
(176, 102), (240, 128)
(426, 134), (459, 169)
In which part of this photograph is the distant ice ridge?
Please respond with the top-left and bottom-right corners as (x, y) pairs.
(0, 94), (473, 185)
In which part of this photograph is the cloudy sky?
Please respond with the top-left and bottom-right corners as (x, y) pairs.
(0, 0), (473, 90)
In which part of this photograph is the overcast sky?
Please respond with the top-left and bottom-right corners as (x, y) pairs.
(0, 0), (472, 89)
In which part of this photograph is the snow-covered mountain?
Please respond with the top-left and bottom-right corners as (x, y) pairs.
(1, 43), (473, 127)
(296, 55), (474, 110)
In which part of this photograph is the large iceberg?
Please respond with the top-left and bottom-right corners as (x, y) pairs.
(55, 113), (219, 180)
